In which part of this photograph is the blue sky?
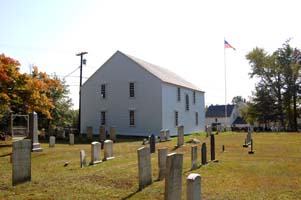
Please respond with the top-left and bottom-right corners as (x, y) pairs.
(1, 0), (301, 109)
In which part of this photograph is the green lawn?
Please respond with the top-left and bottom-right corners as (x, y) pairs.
(0, 132), (300, 199)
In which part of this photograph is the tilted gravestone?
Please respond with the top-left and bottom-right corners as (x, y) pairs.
(100, 126), (106, 141)
(69, 134), (74, 145)
(186, 173), (201, 200)
(164, 153), (183, 200)
(90, 141), (102, 165)
(80, 150), (86, 168)
(177, 125), (184, 147)
(104, 140), (114, 160)
(150, 134), (156, 153)
(12, 139), (31, 186)
(29, 112), (42, 152)
(49, 136), (55, 147)
(201, 143), (207, 165)
(191, 145), (198, 170)
(109, 126), (116, 141)
(158, 147), (168, 181)
(87, 126), (93, 139)
(137, 147), (152, 190)
(210, 134), (216, 161)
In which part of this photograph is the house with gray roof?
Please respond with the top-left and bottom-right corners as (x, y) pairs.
(206, 103), (248, 129)
(80, 51), (205, 136)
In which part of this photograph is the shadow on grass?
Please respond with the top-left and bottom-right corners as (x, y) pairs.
(121, 189), (141, 200)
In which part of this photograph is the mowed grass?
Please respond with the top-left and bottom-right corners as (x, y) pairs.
(0, 132), (300, 200)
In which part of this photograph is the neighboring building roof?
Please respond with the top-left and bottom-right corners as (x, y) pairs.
(122, 51), (204, 92)
(206, 104), (235, 117)
(232, 116), (248, 125)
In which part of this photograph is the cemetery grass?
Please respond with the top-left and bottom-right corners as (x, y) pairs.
(0, 132), (300, 199)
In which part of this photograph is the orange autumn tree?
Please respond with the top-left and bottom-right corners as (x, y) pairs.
(0, 54), (66, 130)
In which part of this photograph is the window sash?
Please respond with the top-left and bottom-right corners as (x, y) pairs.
(101, 84), (106, 99)
(129, 82), (135, 97)
(129, 110), (135, 126)
(175, 111), (178, 126)
(101, 111), (106, 125)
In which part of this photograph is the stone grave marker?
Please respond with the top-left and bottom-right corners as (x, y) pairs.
(109, 126), (116, 141)
(248, 139), (255, 154)
(210, 134), (216, 161)
(80, 150), (86, 168)
(104, 140), (114, 160)
(100, 126), (106, 141)
(177, 125), (184, 147)
(191, 145), (198, 170)
(186, 173), (201, 200)
(49, 136), (55, 147)
(90, 141), (102, 165)
(87, 126), (93, 139)
(164, 153), (183, 200)
(201, 143), (207, 165)
(160, 130), (166, 142)
(137, 147), (152, 190)
(69, 134), (74, 145)
(165, 129), (171, 141)
(150, 134), (156, 153)
(29, 111), (42, 152)
(158, 147), (168, 181)
(12, 139), (31, 186)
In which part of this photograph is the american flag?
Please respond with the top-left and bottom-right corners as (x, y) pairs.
(224, 40), (236, 50)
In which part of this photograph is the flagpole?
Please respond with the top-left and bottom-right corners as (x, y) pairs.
(224, 38), (227, 131)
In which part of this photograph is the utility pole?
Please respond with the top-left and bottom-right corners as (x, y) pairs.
(76, 52), (88, 135)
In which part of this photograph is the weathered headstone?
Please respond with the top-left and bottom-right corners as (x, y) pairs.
(158, 147), (168, 181)
(222, 145), (225, 152)
(210, 134), (215, 161)
(100, 126), (106, 141)
(164, 153), (183, 200)
(201, 143), (207, 165)
(137, 147), (152, 190)
(186, 173), (201, 200)
(49, 136), (55, 147)
(109, 126), (116, 141)
(104, 140), (114, 160)
(150, 134), (156, 153)
(160, 130), (166, 142)
(12, 139), (31, 186)
(87, 126), (93, 139)
(177, 125), (184, 147)
(248, 139), (255, 154)
(165, 129), (171, 141)
(80, 150), (86, 168)
(29, 112), (42, 152)
(69, 133), (74, 145)
(191, 145), (198, 170)
(90, 141), (102, 165)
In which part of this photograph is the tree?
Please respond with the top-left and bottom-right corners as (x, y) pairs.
(231, 96), (244, 104)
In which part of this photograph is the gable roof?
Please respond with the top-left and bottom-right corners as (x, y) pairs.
(232, 116), (248, 125)
(206, 104), (235, 117)
(120, 51), (203, 92)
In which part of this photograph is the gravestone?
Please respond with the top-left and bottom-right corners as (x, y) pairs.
(210, 134), (215, 161)
(191, 145), (198, 170)
(12, 139), (31, 186)
(29, 112), (42, 152)
(80, 150), (86, 168)
(165, 129), (171, 141)
(222, 145), (225, 152)
(248, 139), (255, 154)
(90, 141), (102, 165)
(100, 126), (106, 141)
(150, 134), (156, 153)
(104, 140), (114, 160)
(109, 126), (116, 141)
(137, 147), (152, 190)
(158, 147), (168, 181)
(186, 173), (201, 200)
(164, 153), (183, 200)
(160, 130), (166, 142)
(49, 136), (55, 147)
(69, 134), (74, 145)
(87, 126), (93, 139)
(177, 125), (184, 147)
(201, 143), (207, 165)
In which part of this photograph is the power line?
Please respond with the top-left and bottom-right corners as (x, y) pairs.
(63, 67), (80, 78)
